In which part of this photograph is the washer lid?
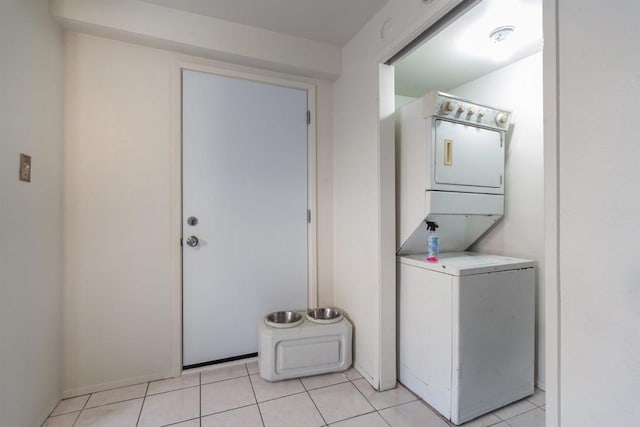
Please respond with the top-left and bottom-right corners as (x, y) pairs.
(397, 251), (534, 276)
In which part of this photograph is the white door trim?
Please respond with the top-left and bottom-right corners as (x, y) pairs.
(377, 63), (397, 391)
(169, 61), (318, 375)
(374, 0), (468, 392)
(542, 0), (560, 424)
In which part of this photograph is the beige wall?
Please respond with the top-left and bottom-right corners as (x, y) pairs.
(453, 52), (545, 388)
(63, 32), (334, 396)
(557, 2), (640, 425)
(0, 0), (65, 425)
(63, 32), (177, 396)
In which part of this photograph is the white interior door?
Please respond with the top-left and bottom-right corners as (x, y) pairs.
(182, 70), (308, 367)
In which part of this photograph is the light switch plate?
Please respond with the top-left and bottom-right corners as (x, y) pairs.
(19, 153), (31, 182)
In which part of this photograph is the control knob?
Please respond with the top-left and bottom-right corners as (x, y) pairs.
(442, 100), (456, 114)
(496, 112), (507, 126)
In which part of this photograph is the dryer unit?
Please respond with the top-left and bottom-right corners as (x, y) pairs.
(397, 91), (512, 254)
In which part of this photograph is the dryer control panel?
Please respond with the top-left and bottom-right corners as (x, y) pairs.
(423, 91), (512, 130)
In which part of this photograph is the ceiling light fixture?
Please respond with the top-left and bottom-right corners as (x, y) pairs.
(489, 25), (515, 43)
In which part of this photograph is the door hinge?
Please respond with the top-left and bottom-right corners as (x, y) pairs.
(307, 110), (311, 125)
(307, 209), (311, 223)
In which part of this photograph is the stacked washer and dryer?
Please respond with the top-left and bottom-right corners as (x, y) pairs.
(396, 91), (535, 425)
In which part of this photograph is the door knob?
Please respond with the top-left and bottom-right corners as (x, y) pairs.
(186, 235), (199, 247)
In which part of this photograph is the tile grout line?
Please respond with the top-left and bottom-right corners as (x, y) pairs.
(200, 402), (259, 418)
(135, 382), (150, 427)
(372, 397), (420, 412)
(422, 397), (456, 426)
(56, 375), (202, 419)
(299, 374), (330, 427)
(296, 373), (356, 393)
(147, 382), (200, 398)
(74, 395), (147, 413)
(357, 373), (392, 427)
(68, 386), (193, 413)
(306, 390), (329, 426)
(304, 379), (350, 392)
(65, 411), (81, 427)
(70, 392), (92, 427)
(325, 410), (379, 426)
(159, 417), (200, 427)
(309, 374), (378, 425)
(201, 370), (248, 387)
(502, 405), (544, 423)
(374, 405), (393, 427)
(262, 389), (310, 404)
(65, 379), (151, 400)
(368, 386), (453, 427)
(347, 376), (377, 413)
(43, 391), (78, 425)
(377, 410), (393, 427)
(69, 411), (81, 427)
(246, 363), (267, 427)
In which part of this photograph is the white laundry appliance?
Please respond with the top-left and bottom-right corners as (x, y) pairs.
(398, 253), (534, 424)
(396, 92), (535, 424)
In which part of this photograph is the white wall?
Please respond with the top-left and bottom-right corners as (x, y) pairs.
(63, 32), (334, 396)
(333, 0), (463, 388)
(558, 2), (640, 426)
(0, 0), (64, 425)
(452, 52), (545, 388)
(63, 32), (177, 396)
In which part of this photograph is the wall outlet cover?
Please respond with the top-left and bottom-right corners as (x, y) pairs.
(19, 153), (31, 182)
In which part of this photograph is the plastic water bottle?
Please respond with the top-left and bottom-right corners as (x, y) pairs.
(426, 221), (439, 263)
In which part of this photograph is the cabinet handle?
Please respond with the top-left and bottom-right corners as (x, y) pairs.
(444, 139), (453, 166)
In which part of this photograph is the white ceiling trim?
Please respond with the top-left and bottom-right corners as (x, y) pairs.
(140, 0), (389, 46)
(51, 0), (342, 80)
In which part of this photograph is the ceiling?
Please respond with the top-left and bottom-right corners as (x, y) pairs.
(140, 0), (388, 46)
(394, 0), (542, 97)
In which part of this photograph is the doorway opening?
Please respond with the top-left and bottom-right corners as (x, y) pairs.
(379, 0), (546, 423)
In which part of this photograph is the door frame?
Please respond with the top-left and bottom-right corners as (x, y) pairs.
(170, 61), (318, 374)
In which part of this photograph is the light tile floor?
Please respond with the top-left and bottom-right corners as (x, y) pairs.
(43, 361), (545, 427)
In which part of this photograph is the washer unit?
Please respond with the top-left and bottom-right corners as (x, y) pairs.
(398, 252), (534, 425)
